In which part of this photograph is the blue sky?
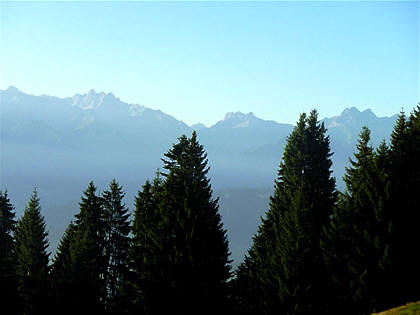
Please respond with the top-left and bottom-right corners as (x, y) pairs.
(1, 1), (418, 125)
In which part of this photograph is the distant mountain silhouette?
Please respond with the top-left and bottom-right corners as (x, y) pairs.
(191, 123), (207, 131)
(1, 87), (396, 167)
(0, 87), (399, 263)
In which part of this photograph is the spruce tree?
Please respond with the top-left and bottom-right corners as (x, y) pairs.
(102, 179), (130, 312)
(129, 132), (231, 315)
(50, 222), (76, 311)
(51, 222), (76, 280)
(61, 181), (105, 314)
(233, 225), (276, 314)
(128, 175), (165, 314)
(0, 190), (16, 261)
(389, 106), (420, 303)
(14, 189), (50, 315)
(372, 140), (393, 310)
(0, 190), (19, 313)
(236, 110), (336, 315)
(324, 127), (394, 314)
(160, 131), (231, 315)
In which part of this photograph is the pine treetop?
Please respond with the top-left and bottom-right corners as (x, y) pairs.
(237, 110), (337, 315)
(15, 189), (50, 274)
(74, 181), (103, 233)
(390, 110), (407, 153)
(0, 190), (16, 258)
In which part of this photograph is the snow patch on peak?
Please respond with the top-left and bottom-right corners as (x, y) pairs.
(72, 89), (109, 110)
(128, 104), (147, 116)
(224, 111), (255, 121)
(214, 111), (259, 128)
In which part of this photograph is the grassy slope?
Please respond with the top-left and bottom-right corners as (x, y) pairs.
(373, 302), (420, 315)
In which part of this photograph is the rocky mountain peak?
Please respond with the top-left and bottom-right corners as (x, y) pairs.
(6, 86), (20, 93)
(223, 111), (256, 121)
(72, 89), (117, 110)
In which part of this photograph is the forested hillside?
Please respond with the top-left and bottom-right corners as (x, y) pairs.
(1, 106), (419, 314)
(0, 88), (400, 263)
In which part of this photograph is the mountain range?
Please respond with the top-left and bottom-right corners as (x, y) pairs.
(0, 86), (399, 264)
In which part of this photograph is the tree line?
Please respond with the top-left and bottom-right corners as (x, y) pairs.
(1, 107), (419, 315)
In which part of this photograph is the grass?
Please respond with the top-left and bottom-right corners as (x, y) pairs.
(373, 302), (420, 315)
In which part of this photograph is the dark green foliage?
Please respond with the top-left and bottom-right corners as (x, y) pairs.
(52, 180), (131, 314)
(128, 175), (165, 314)
(389, 106), (420, 304)
(14, 189), (50, 315)
(232, 234), (272, 314)
(324, 127), (394, 314)
(52, 222), (76, 273)
(70, 181), (105, 313)
(2, 107), (418, 314)
(50, 222), (76, 312)
(51, 181), (105, 314)
(159, 131), (231, 315)
(129, 132), (231, 315)
(0, 190), (19, 313)
(236, 110), (336, 314)
(0, 190), (16, 260)
(102, 179), (131, 312)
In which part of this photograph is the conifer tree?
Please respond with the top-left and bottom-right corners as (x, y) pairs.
(0, 190), (16, 260)
(159, 131), (231, 315)
(14, 189), (51, 315)
(373, 140), (393, 308)
(62, 181), (105, 314)
(324, 127), (394, 314)
(233, 227), (274, 314)
(52, 222), (76, 279)
(389, 106), (420, 303)
(128, 175), (165, 314)
(102, 179), (131, 312)
(51, 222), (76, 311)
(129, 132), (231, 315)
(0, 190), (19, 313)
(236, 110), (336, 315)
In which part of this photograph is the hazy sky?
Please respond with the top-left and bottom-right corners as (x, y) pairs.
(1, 1), (418, 125)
